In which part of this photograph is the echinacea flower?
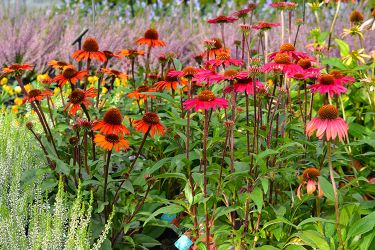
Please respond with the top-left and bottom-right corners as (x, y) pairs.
(207, 15), (238, 24)
(223, 73), (265, 95)
(100, 68), (128, 80)
(168, 66), (199, 79)
(118, 49), (145, 58)
(306, 104), (348, 142)
(154, 70), (179, 91)
(201, 38), (229, 59)
(269, 2), (298, 11)
(269, 43), (309, 62)
(350, 10), (364, 24)
(48, 60), (71, 70)
(359, 9), (375, 31)
(133, 112), (165, 137)
(94, 133), (129, 152)
(76, 118), (94, 131)
(103, 50), (121, 60)
(136, 29), (166, 47)
(297, 168), (323, 199)
(22, 89), (52, 103)
(204, 51), (243, 68)
(250, 21), (281, 31)
(232, 6), (256, 19)
(262, 53), (303, 76)
(2, 64), (33, 76)
(329, 70), (355, 85)
(64, 88), (97, 116)
(127, 85), (156, 100)
(53, 67), (88, 87)
(183, 90), (228, 111)
(93, 107), (130, 135)
(309, 74), (347, 97)
(72, 37), (106, 62)
(296, 58), (321, 78)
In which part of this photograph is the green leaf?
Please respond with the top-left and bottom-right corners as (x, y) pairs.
(262, 217), (297, 230)
(250, 187), (263, 212)
(134, 234), (161, 248)
(335, 39), (350, 56)
(155, 173), (187, 181)
(173, 58), (182, 70)
(143, 204), (185, 226)
(295, 230), (330, 250)
(297, 217), (335, 228)
(318, 176), (334, 201)
(256, 246), (280, 250)
(346, 211), (375, 240)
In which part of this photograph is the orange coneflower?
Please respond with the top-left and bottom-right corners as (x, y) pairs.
(72, 37), (106, 62)
(64, 88), (97, 116)
(23, 89), (52, 103)
(94, 133), (129, 152)
(53, 66), (88, 87)
(118, 49), (145, 58)
(2, 64), (33, 75)
(154, 69), (179, 91)
(127, 85), (156, 100)
(133, 112), (165, 137)
(100, 68), (128, 79)
(103, 50), (121, 60)
(93, 107), (130, 135)
(135, 29), (166, 47)
(48, 60), (71, 70)
(201, 38), (229, 59)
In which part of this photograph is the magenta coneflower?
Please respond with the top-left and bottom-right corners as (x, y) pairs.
(192, 69), (219, 85)
(207, 15), (238, 24)
(250, 21), (281, 31)
(309, 74), (347, 97)
(297, 58), (322, 78)
(183, 90), (228, 111)
(232, 6), (256, 19)
(204, 51), (243, 68)
(223, 74), (265, 95)
(306, 104), (348, 142)
(329, 70), (355, 85)
(269, 2), (298, 11)
(268, 43), (309, 62)
(262, 53), (303, 76)
(168, 66), (199, 79)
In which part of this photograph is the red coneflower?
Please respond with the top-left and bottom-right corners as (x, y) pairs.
(94, 133), (129, 152)
(250, 21), (281, 30)
(296, 58), (322, 78)
(262, 53), (303, 76)
(269, 43), (309, 62)
(103, 50), (121, 60)
(127, 85), (156, 100)
(118, 49), (145, 58)
(136, 29), (166, 47)
(48, 60), (71, 70)
(269, 2), (298, 10)
(133, 112), (166, 137)
(93, 107), (130, 135)
(183, 90), (228, 111)
(309, 74), (347, 97)
(193, 69), (219, 85)
(204, 51), (243, 68)
(2, 64), (33, 75)
(72, 37), (106, 62)
(100, 68), (128, 79)
(306, 104), (348, 142)
(297, 168), (323, 199)
(168, 66), (199, 79)
(201, 38), (230, 59)
(53, 67), (88, 87)
(64, 88), (97, 116)
(329, 70), (355, 85)
(214, 69), (241, 82)
(223, 73), (265, 95)
(22, 89), (52, 103)
(207, 15), (238, 24)
(232, 6), (256, 19)
(154, 69), (179, 91)
(76, 118), (94, 130)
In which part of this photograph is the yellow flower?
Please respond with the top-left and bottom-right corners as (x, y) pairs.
(0, 77), (8, 85)
(342, 49), (371, 65)
(11, 105), (18, 114)
(267, 79), (274, 86)
(14, 97), (23, 105)
(37, 74), (48, 82)
(24, 84), (32, 92)
(3, 85), (14, 95)
(114, 78), (121, 87)
(101, 87), (108, 95)
(14, 86), (22, 94)
(88, 76), (98, 85)
(54, 87), (60, 95)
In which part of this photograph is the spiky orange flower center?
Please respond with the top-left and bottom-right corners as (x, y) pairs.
(329, 70), (343, 79)
(212, 38), (223, 50)
(144, 29), (159, 40)
(142, 112), (160, 124)
(105, 134), (120, 144)
(320, 74), (335, 85)
(57, 61), (69, 67)
(297, 58), (312, 69)
(198, 90), (216, 101)
(103, 108), (123, 125)
(70, 89), (85, 104)
(224, 69), (239, 78)
(28, 89), (42, 98)
(83, 37), (99, 52)
(274, 53), (291, 64)
(280, 43), (295, 52)
(350, 10), (364, 23)
(182, 66), (198, 77)
(303, 168), (320, 180)
(216, 52), (231, 60)
(293, 73), (305, 80)
(137, 85), (149, 92)
(62, 68), (77, 79)
(318, 104), (339, 119)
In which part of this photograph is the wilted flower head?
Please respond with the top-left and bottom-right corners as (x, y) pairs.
(297, 168), (323, 199)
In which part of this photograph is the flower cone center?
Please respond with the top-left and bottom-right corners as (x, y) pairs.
(63, 68), (77, 79)
(103, 108), (123, 125)
(70, 89), (85, 104)
(303, 168), (320, 180)
(28, 89), (42, 98)
(83, 38), (99, 52)
(182, 66), (198, 77)
(297, 58), (312, 69)
(224, 69), (239, 78)
(137, 85), (149, 92)
(144, 29), (159, 40)
(320, 74), (335, 85)
(198, 90), (216, 101)
(280, 43), (295, 52)
(143, 112), (160, 124)
(318, 104), (339, 119)
(105, 134), (120, 143)
(274, 53), (291, 64)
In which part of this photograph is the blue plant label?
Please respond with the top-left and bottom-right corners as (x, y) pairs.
(174, 235), (193, 250)
(161, 213), (177, 223)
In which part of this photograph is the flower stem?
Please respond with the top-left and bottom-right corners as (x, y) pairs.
(327, 141), (344, 249)
(203, 109), (210, 249)
(327, 0), (341, 53)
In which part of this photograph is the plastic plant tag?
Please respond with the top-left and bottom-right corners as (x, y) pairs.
(174, 234), (193, 250)
(161, 213), (177, 223)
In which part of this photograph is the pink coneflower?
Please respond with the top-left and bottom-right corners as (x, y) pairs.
(207, 15), (238, 24)
(269, 2), (298, 10)
(192, 69), (219, 86)
(251, 21), (281, 31)
(223, 73), (265, 95)
(204, 51), (243, 68)
(168, 66), (199, 79)
(232, 6), (256, 19)
(269, 43), (310, 62)
(297, 168), (323, 199)
(306, 104), (348, 142)
(309, 74), (347, 97)
(183, 90), (228, 111)
(214, 69), (241, 82)
(329, 70), (355, 85)
(262, 53), (303, 76)
(296, 58), (322, 78)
